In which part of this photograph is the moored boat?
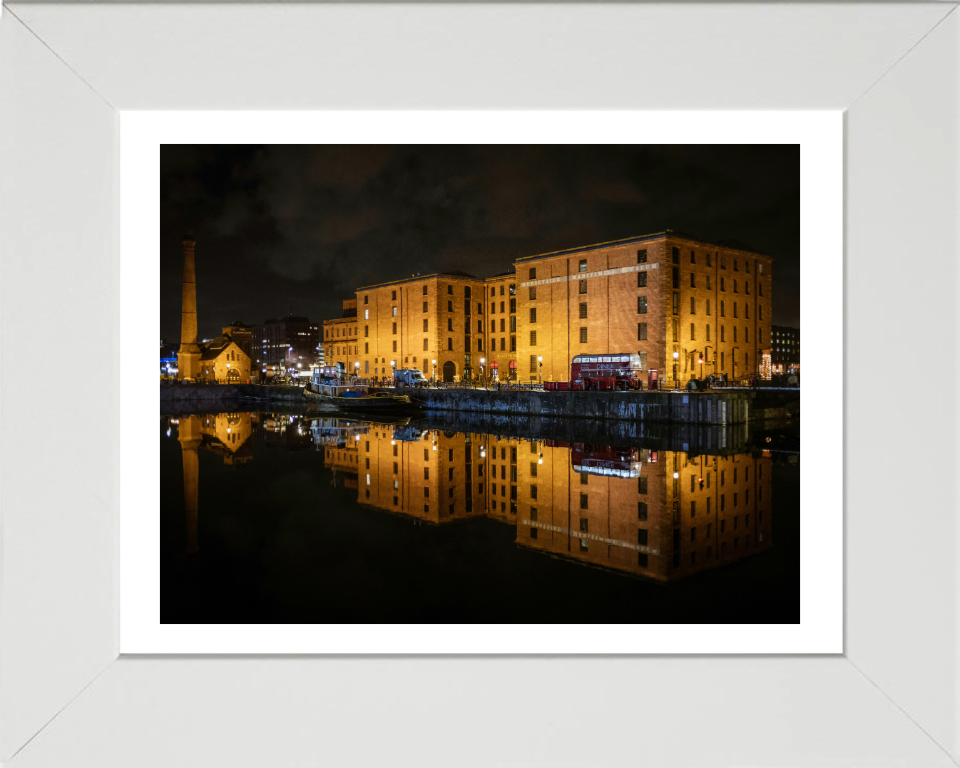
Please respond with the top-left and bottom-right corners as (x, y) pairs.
(304, 367), (413, 410)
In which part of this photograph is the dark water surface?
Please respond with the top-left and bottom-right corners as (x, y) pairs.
(161, 409), (799, 624)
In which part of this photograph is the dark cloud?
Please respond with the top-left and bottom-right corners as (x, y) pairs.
(161, 145), (799, 341)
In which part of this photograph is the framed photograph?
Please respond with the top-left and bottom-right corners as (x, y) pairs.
(2, 3), (957, 766)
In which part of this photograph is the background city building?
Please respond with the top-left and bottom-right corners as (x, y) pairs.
(253, 315), (320, 376)
(771, 325), (800, 375)
(325, 231), (774, 385)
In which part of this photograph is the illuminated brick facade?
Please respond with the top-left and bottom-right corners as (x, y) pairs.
(515, 232), (774, 385)
(355, 274), (494, 383)
(325, 231), (773, 385)
(322, 300), (360, 375)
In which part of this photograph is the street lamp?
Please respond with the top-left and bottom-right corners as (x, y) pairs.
(672, 350), (679, 389)
(354, 361), (360, 382)
(480, 357), (485, 387)
(537, 355), (543, 385)
(699, 353), (704, 380)
(432, 359), (437, 385)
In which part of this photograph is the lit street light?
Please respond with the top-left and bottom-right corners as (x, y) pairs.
(699, 353), (704, 381)
(537, 355), (543, 385)
(673, 350), (679, 389)
(480, 357), (485, 388)
(432, 359), (437, 385)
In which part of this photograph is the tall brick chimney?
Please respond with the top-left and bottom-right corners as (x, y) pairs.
(176, 230), (202, 380)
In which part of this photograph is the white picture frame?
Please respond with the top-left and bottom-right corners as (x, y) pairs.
(2, 3), (958, 766)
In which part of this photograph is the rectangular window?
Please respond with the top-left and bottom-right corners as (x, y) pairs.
(691, 527), (697, 542)
(690, 250), (696, 264)
(720, 278), (725, 292)
(638, 296), (647, 314)
(391, 290), (397, 300)
(759, 282), (763, 297)
(690, 323), (696, 341)
(364, 325), (369, 337)
(759, 305), (764, 321)
(511, 336), (517, 352)
(721, 301), (725, 317)
(638, 249), (647, 264)
(422, 319), (428, 332)
(447, 338), (453, 351)
(579, 259), (587, 273)
(745, 280), (750, 295)
(690, 272), (696, 288)
(733, 279), (738, 294)
(529, 286), (537, 300)
(579, 280), (587, 294)
(672, 319), (678, 343)
(745, 305), (750, 320)
(529, 268), (537, 280)
(530, 331), (537, 346)
(579, 303), (587, 319)
(364, 342), (369, 354)
(423, 285), (428, 296)
(638, 475), (648, 495)
(638, 502), (648, 521)
(447, 301), (453, 312)
(580, 327), (588, 344)
(530, 355), (537, 373)
(721, 326), (725, 342)
(464, 300), (471, 315)
(733, 327), (738, 343)
(530, 462), (538, 478)
(638, 322), (647, 341)
(365, 361), (369, 373)
(706, 324), (711, 341)
(530, 308), (537, 323)
(690, 296), (696, 314)
(637, 271), (647, 288)
(580, 493), (589, 510)
(392, 322), (397, 335)
(721, 351), (725, 369)
(672, 247), (680, 264)
(478, 320), (483, 334)
(500, 319), (505, 333)
(392, 340), (397, 352)
(672, 267), (680, 289)
(423, 338), (428, 351)
(530, 484), (538, 499)
(733, 302), (738, 319)
(673, 293), (679, 315)
(638, 528), (649, 546)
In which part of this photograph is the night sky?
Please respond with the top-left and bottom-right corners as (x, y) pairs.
(161, 145), (799, 342)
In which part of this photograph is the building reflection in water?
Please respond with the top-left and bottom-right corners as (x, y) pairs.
(173, 412), (254, 554)
(169, 413), (774, 581)
(321, 422), (773, 582)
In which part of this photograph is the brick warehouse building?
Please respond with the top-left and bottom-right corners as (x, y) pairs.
(325, 231), (774, 385)
(323, 299), (360, 375)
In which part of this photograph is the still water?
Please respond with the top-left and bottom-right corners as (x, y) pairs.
(162, 408), (799, 624)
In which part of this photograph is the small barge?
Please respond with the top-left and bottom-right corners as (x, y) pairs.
(304, 366), (412, 410)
